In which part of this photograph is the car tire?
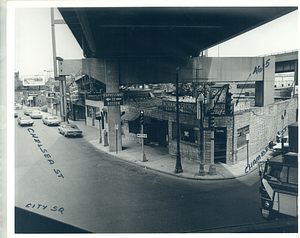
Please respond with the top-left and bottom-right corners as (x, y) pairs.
(63, 132), (66, 137)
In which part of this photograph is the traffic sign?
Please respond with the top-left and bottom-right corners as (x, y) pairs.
(103, 93), (124, 106)
(137, 133), (147, 138)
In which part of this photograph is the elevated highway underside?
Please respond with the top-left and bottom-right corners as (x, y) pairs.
(59, 7), (296, 58)
(58, 7), (297, 152)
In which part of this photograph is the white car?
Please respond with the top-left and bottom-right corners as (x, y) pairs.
(29, 110), (43, 119)
(17, 116), (34, 126)
(14, 103), (23, 110)
(273, 136), (289, 152)
(58, 124), (83, 137)
(42, 116), (60, 126)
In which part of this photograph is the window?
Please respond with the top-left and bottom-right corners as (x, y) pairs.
(172, 123), (198, 144)
(288, 167), (298, 184)
(237, 125), (249, 148)
(279, 166), (288, 183)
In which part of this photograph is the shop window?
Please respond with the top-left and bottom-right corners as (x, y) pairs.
(129, 119), (140, 134)
(172, 122), (198, 144)
(237, 125), (249, 148)
(288, 167), (298, 184)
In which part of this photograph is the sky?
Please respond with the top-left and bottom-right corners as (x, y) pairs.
(14, 8), (83, 78)
(12, 4), (298, 79)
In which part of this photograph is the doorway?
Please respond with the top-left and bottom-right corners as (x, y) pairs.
(214, 127), (227, 163)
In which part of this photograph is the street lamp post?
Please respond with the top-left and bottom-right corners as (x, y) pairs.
(197, 93), (205, 176)
(175, 67), (183, 173)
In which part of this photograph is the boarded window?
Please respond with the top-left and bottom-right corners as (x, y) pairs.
(172, 122), (198, 144)
(237, 125), (249, 148)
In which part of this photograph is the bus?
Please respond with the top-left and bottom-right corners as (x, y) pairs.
(258, 122), (298, 220)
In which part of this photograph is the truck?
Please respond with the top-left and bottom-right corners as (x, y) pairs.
(258, 122), (298, 220)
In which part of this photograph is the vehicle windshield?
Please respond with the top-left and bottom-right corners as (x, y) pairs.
(32, 111), (41, 114)
(49, 117), (58, 120)
(266, 163), (298, 184)
(20, 116), (31, 120)
(67, 125), (79, 129)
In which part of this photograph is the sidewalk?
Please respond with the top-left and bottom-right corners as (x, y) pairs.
(65, 118), (274, 180)
(41, 110), (273, 180)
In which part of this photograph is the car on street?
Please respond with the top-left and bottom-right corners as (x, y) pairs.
(29, 110), (43, 119)
(14, 103), (23, 110)
(17, 116), (34, 126)
(14, 111), (18, 118)
(42, 116), (60, 126)
(58, 124), (83, 137)
(24, 108), (34, 116)
(272, 136), (289, 152)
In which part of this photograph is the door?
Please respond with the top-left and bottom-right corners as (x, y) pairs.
(214, 127), (227, 163)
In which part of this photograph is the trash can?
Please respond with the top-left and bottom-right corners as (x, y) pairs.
(103, 130), (108, 146)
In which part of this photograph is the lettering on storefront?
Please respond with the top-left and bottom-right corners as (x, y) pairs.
(161, 100), (197, 114)
(27, 128), (64, 178)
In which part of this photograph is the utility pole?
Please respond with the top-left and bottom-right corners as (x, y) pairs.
(51, 8), (67, 122)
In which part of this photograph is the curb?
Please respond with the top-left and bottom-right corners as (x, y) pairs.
(84, 136), (255, 181)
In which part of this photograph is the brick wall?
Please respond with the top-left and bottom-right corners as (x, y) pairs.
(233, 98), (298, 164)
(168, 112), (199, 161)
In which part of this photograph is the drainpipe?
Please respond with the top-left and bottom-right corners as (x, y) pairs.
(232, 108), (235, 164)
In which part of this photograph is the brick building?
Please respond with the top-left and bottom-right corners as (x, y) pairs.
(84, 94), (298, 168)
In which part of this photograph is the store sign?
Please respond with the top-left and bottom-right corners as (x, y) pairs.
(160, 100), (197, 114)
(70, 84), (79, 102)
(137, 133), (147, 138)
(211, 103), (226, 116)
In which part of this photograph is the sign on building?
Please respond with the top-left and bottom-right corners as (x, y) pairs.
(160, 100), (197, 114)
(103, 93), (124, 106)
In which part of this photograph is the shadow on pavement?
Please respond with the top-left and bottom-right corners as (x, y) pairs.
(15, 207), (91, 234)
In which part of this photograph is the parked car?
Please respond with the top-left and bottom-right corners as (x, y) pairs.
(14, 111), (18, 118)
(24, 108), (34, 116)
(273, 136), (289, 152)
(29, 110), (43, 119)
(42, 116), (60, 126)
(58, 124), (83, 137)
(14, 103), (23, 110)
(17, 116), (34, 126)
(41, 106), (48, 112)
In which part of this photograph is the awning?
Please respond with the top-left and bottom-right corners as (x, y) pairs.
(121, 111), (140, 121)
(75, 75), (85, 81)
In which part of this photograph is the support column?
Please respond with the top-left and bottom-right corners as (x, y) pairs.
(105, 59), (122, 152)
(255, 56), (275, 106)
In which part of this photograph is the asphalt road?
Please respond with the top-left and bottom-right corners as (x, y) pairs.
(14, 110), (291, 233)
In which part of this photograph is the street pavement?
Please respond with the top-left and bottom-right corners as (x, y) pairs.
(14, 108), (297, 233)
(42, 110), (273, 181)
